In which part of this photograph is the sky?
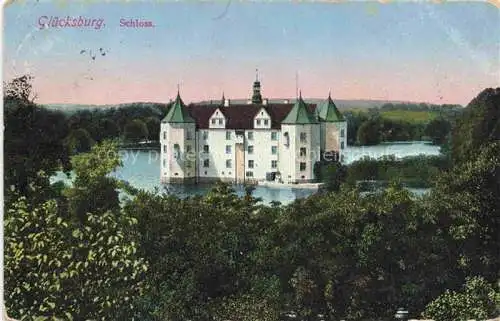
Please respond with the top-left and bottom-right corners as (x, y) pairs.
(3, 0), (499, 105)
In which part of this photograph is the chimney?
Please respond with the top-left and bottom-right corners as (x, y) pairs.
(224, 99), (230, 107)
(263, 98), (268, 106)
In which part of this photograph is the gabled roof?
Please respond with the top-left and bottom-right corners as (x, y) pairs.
(162, 92), (195, 123)
(185, 103), (317, 129)
(281, 94), (318, 124)
(318, 94), (344, 122)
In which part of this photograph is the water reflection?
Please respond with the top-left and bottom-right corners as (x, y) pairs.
(51, 142), (440, 206)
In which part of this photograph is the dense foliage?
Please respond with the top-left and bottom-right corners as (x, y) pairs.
(4, 143), (148, 321)
(3, 77), (499, 321)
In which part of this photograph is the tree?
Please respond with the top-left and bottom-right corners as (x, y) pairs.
(4, 75), (71, 197)
(63, 140), (122, 222)
(450, 87), (500, 164)
(64, 128), (94, 153)
(422, 276), (500, 321)
(4, 196), (148, 321)
(143, 117), (161, 141)
(425, 117), (451, 145)
(123, 119), (149, 143)
(356, 118), (381, 145)
(99, 118), (120, 141)
(428, 142), (500, 282)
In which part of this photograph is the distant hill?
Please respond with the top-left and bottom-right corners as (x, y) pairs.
(42, 98), (451, 115)
(195, 98), (427, 110)
(41, 102), (169, 115)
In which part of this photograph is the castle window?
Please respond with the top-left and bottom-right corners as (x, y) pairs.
(248, 145), (254, 154)
(163, 131), (166, 140)
(203, 145), (209, 153)
(163, 159), (166, 166)
(300, 162), (306, 171)
(300, 132), (307, 143)
(248, 160), (254, 168)
(202, 131), (208, 140)
(341, 142), (345, 149)
(203, 159), (210, 168)
(271, 160), (278, 169)
(226, 145), (232, 154)
(186, 131), (192, 140)
(300, 147), (307, 156)
(271, 132), (277, 140)
(163, 145), (167, 153)
(271, 146), (277, 155)
(248, 131), (254, 140)
(173, 144), (180, 158)
(283, 132), (290, 146)
(226, 159), (232, 168)
(246, 171), (254, 177)
(340, 129), (345, 138)
(226, 131), (231, 140)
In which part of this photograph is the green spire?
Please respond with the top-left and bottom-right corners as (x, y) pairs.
(318, 92), (344, 122)
(162, 91), (195, 123)
(282, 92), (318, 124)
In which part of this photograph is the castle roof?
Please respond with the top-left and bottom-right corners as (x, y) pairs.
(162, 92), (195, 123)
(281, 93), (319, 124)
(183, 103), (317, 130)
(317, 93), (344, 122)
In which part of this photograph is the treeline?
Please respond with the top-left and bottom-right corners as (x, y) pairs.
(378, 102), (463, 112)
(5, 76), (170, 156)
(316, 154), (451, 191)
(3, 76), (500, 321)
(64, 102), (168, 148)
(344, 102), (461, 146)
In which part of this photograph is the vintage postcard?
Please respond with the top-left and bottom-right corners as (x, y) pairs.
(2, 0), (500, 320)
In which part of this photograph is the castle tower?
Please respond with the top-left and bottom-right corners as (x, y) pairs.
(279, 92), (320, 183)
(160, 90), (197, 183)
(251, 69), (263, 104)
(317, 92), (347, 163)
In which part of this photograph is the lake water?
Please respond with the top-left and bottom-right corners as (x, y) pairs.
(52, 141), (439, 205)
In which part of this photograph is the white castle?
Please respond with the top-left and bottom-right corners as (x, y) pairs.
(160, 76), (347, 184)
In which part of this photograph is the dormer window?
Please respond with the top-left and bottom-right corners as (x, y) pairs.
(264, 119), (269, 126)
(218, 119), (223, 125)
(256, 119), (261, 125)
(211, 119), (216, 125)
(283, 132), (290, 147)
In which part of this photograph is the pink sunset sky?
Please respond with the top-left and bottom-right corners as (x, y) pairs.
(3, 1), (499, 106)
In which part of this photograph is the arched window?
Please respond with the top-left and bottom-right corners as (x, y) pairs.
(283, 132), (290, 146)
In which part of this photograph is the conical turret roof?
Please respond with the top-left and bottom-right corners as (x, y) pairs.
(281, 92), (318, 124)
(162, 91), (195, 123)
(318, 93), (344, 122)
